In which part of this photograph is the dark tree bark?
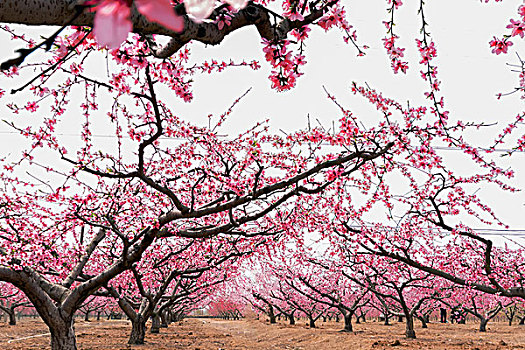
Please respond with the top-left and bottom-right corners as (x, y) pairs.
(50, 317), (77, 350)
(269, 309), (277, 324)
(128, 315), (147, 345)
(289, 312), (296, 325)
(343, 312), (353, 332)
(150, 313), (161, 334)
(405, 314), (416, 339)
(160, 311), (169, 328)
(8, 310), (16, 326)
(419, 316), (428, 329)
(479, 318), (488, 332)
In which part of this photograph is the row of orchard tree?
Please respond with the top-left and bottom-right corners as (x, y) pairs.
(0, 0), (524, 349)
(238, 242), (525, 339)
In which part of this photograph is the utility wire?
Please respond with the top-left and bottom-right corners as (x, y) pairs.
(0, 131), (522, 153)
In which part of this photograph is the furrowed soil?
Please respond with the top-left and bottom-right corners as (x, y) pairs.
(0, 317), (524, 349)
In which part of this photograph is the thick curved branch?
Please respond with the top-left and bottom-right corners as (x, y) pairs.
(0, 0), (338, 60)
(159, 142), (394, 227)
(62, 228), (106, 289)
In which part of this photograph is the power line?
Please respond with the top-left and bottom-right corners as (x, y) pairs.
(0, 131), (522, 153)
(341, 224), (525, 237)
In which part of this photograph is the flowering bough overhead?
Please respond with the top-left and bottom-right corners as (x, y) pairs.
(0, 0), (369, 91)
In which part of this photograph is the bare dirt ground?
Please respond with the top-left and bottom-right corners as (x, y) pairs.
(0, 317), (524, 349)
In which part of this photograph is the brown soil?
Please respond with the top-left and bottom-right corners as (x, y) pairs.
(0, 317), (524, 349)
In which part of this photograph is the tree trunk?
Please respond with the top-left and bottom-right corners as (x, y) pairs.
(309, 317), (316, 328)
(343, 312), (353, 332)
(405, 314), (416, 339)
(84, 311), (89, 322)
(128, 316), (146, 345)
(479, 318), (488, 332)
(166, 310), (172, 326)
(150, 314), (161, 334)
(7, 309), (16, 326)
(268, 309), (276, 324)
(289, 313), (295, 325)
(50, 319), (77, 350)
(384, 314), (390, 326)
(160, 311), (168, 328)
(96, 312), (101, 321)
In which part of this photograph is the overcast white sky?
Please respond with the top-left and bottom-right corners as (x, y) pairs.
(0, 1), (524, 237)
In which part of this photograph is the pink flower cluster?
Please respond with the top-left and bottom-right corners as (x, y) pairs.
(416, 39), (440, 94)
(489, 37), (513, 55)
(489, 3), (525, 55)
(382, 0), (408, 75)
(281, 0), (305, 21)
(317, 5), (346, 31)
(383, 34), (408, 74)
(262, 39), (306, 92)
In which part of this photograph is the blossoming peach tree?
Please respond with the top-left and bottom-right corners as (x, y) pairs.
(0, 1), (524, 349)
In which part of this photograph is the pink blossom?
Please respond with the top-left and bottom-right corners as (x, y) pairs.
(215, 13), (233, 30)
(489, 37), (513, 54)
(25, 101), (39, 112)
(388, 0), (402, 10)
(290, 26), (311, 41)
(519, 5), (525, 18)
(224, 0), (248, 10)
(94, 0), (183, 49)
(94, 0), (132, 49)
(286, 12), (304, 21)
(135, 0), (184, 32)
(184, 0), (215, 22)
(506, 18), (525, 38)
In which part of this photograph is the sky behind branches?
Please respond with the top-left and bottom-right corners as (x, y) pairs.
(0, 0), (524, 239)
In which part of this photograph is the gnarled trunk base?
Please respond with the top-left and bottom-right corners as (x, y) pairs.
(8, 310), (16, 326)
(50, 321), (77, 350)
(150, 314), (161, 333)
(479, 319), (488, 332)
(343, 313), (353, 332)
(405, 315), (416, 339)
(128, 317), (146, 345)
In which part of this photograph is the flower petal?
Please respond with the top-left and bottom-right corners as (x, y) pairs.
(135, 0), (184, 32)
(184, 0), (215, 23)
(223, 0), (247, 10)
(94, 0), (132, 49)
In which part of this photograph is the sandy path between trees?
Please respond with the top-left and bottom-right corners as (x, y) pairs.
(0, 317), (524, 349)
